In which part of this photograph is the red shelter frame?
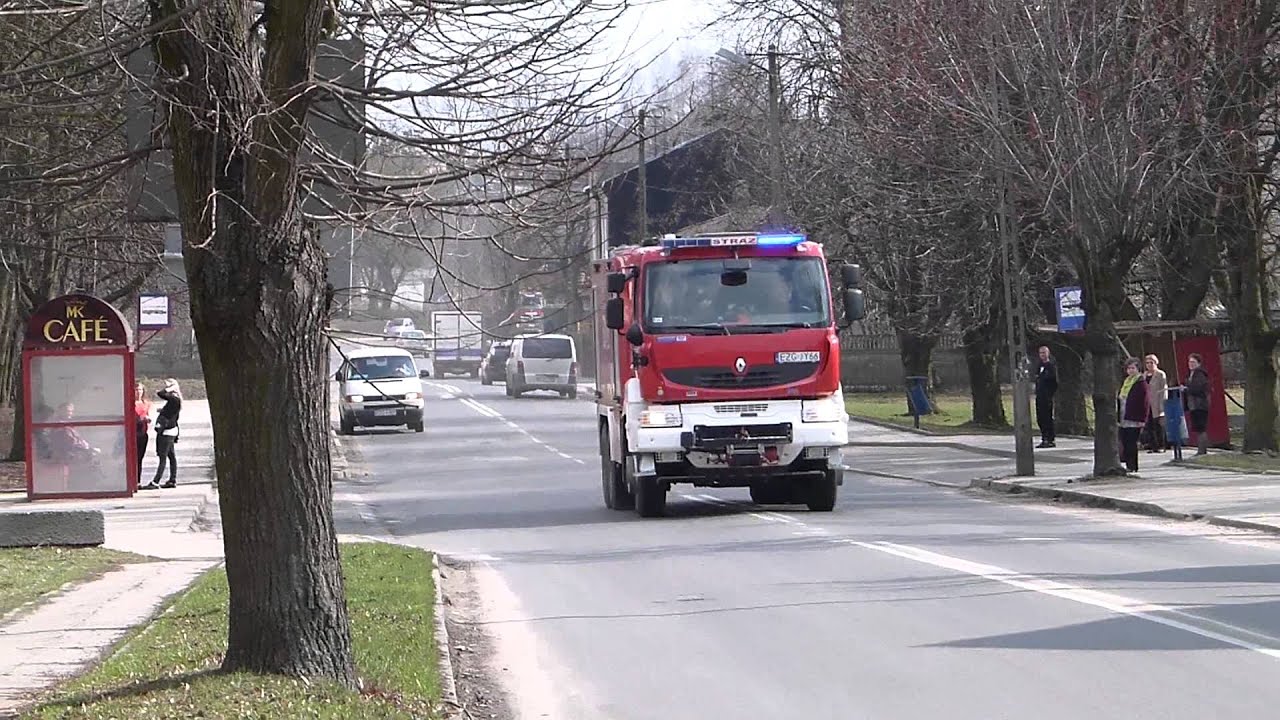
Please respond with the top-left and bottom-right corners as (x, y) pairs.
(22, 294), (136, 500)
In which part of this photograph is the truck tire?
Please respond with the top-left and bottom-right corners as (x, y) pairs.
(599, 425), (633, 510)
(339, 415), (354, 436)
(749, 482), (790, 505)
(635, 475), (667, 517)
(806, 470), (839, 512)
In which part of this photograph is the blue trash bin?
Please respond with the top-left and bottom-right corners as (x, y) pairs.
(905, 376), (932, 429)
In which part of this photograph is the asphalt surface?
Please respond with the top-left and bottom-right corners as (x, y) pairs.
(333, 376), (1280, 720)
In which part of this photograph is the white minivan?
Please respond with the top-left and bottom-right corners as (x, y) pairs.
(504, 334), (578, 399)
(335, 346), (427, 434)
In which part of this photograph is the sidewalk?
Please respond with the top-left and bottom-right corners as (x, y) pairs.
(0, 399), (223, 716)
(846, 416), (1280, 535)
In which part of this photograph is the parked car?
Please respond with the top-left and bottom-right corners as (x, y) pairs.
(480, 341), (512, 385)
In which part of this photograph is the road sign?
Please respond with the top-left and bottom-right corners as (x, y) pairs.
(138, 294), (171, 330)
(1055, 286), (1085, 333)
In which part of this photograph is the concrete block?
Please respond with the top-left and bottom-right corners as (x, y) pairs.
(0, 511), (104, 547)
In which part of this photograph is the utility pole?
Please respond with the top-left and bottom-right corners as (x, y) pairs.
(766, 45), (783, 215)
(990, 23), (1034, 476)
(636, 107), (648, 243)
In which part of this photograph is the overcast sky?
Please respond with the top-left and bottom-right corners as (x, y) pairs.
(598, 0), (734, 93)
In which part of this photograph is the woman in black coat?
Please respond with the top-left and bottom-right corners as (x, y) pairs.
(142, 378), (182, 489)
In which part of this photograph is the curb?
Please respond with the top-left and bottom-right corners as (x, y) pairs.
(432, 554), (463, 718)
(844, 439), (1084, 465)
(180, 486), (220, 533)
(968, 476), (1280, 535)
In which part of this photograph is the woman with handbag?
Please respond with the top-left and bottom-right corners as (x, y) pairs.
(142, 378), (182, 490)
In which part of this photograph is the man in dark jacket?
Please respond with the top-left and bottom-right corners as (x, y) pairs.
(1035, 346), (1058, 448)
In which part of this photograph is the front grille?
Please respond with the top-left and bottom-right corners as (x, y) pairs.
(713, 403), (769, 414)
(368, 393), (407, 401)
(664, 362), (818, 389)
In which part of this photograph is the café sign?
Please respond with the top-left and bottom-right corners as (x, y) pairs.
(24, 294), (132, 350)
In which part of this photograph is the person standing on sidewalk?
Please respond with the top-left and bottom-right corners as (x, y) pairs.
(1184, 353), (1211, 456)
(1035, 345), (1058, 448)
(1117, 357), (1149, 472)
(133, 382), (152, 485)
(142, 379), (182, 490)
(1143, 354), (1168, 453)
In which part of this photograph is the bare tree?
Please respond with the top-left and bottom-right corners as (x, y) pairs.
(0, 0), (657, 684)
(0, 4), (160, 458)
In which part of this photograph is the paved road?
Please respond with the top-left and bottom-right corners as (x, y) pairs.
(334, 377), (1280, 720)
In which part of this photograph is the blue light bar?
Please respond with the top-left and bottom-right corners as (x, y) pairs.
(659, 232), (807, 250)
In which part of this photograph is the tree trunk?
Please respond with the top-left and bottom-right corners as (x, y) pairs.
(962, 319), (1006, 428)
(151, 0), (357, 686)
(1239, 325), (1279, 452)
(1083, 299), (1125, 476)
(6, 361), (22, 462)
(897, 329), (937, 413)
(191, 226), (355, 680)
(1045, 337), (1091, 437)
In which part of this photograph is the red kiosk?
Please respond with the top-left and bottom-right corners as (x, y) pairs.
(23, 294), (136, 500)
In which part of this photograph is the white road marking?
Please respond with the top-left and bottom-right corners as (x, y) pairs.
(696, 494), (1280, 661)
(443, 391), (591, 467)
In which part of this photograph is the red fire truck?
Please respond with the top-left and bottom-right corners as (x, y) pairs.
(591, 230), (866, 517)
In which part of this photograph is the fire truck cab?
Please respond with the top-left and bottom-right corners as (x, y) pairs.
(591, 231), (866, 517)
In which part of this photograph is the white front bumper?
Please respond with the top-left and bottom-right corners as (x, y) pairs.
(626, 399), (848, 468)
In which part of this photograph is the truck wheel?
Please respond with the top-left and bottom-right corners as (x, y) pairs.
(749, 482), (790, 505)
(806, 470), (839, 512)
(481, 373), (492, 386)
(635, 476), (667, 517)
(599, 425), (633, 510)
(339, 415), (354, 436)
(410, 421), (424, 433)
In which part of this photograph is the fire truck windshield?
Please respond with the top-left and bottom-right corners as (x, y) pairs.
(643, 257), (831, 333)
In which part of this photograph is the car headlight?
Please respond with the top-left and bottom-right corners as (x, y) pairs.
(345, 394), (364, 403)
(638, 407), (682, 428)
(802, 394), (845, 423)
(404, 392), (421, 400)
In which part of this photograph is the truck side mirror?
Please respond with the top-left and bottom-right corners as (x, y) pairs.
(841, 263), (862, 288)
(843, 288), (866, 324)
(626, 323), (644, 347)
(605, 297), (625, 330)
(607, 272), (627, 295)
(333, 370), (343, 382)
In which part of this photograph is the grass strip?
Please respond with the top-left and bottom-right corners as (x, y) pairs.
(23, 541), (442, 719)
(0, 547), (148, 618)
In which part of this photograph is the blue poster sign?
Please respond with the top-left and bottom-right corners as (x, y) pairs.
(1055, 286), (1085, 333)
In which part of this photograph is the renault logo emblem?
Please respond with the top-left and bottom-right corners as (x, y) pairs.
(734, 357), (747, 374)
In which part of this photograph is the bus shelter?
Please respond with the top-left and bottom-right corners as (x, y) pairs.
(23, 294), (136, 499)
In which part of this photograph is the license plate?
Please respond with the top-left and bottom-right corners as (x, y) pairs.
(537, 374), (558, 381)
(374, 409), (397, 417)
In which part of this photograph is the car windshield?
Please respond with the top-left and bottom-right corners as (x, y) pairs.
(522, 337), (573, 358)
(643, 257), (831, 332)
(349, 355), (416, 380)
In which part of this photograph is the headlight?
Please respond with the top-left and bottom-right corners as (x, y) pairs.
(345, 394), (364, 403)
(404, 392), (421, 400)
(802, 394), (845, 423)
(638, 406), (682, 428)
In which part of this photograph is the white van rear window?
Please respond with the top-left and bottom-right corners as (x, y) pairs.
(522, 338), (572, 359)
